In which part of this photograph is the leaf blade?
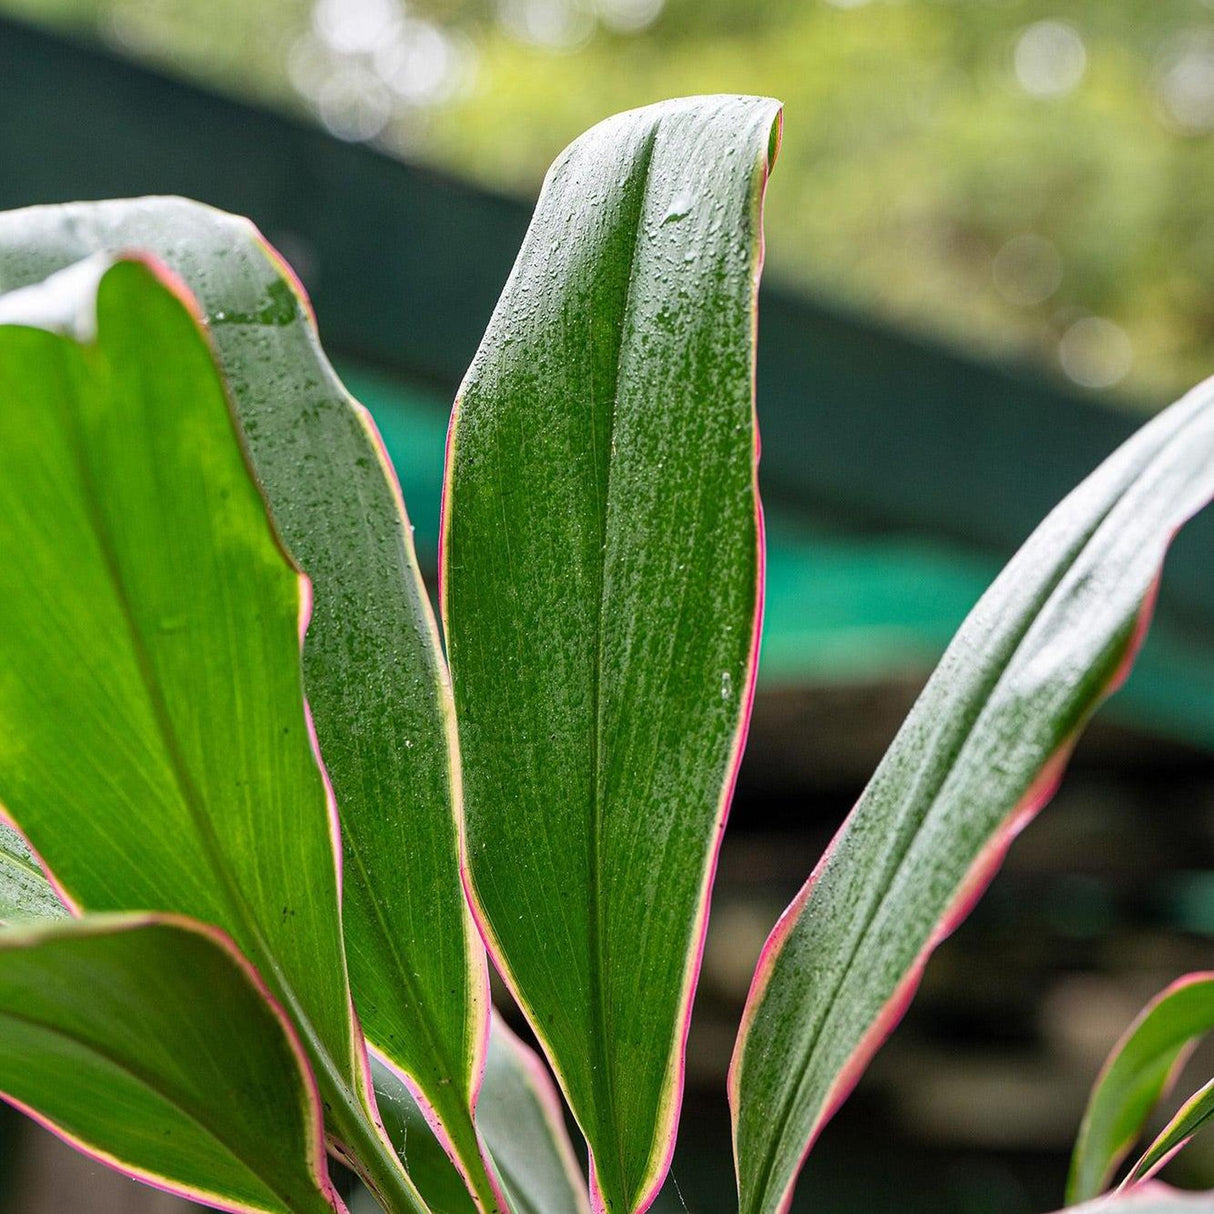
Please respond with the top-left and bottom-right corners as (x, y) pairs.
(730, 379), (1214, 1214)
(0, 913), (343, 1214)
(1127, 1077), (1214, 1190)
(1069, 974), (1214, 1203)
(0, 255), (428, 1210)
(0, 254), (355, 1078)
(373, 1015), (589, 1214)
(0, 200), (483, 1204)
(442, 95), (780, 1214)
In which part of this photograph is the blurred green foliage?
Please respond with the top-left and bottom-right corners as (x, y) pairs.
(5, 0), (1214, 405)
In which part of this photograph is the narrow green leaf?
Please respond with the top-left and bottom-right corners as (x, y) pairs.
(0, 256), (424, 1213)
(0, 914), (343, 1214)
(1069, 974), (1214, 1203)
(374, 1016), (590, 1214)
(442, 95), (780, 1214)
(0, 822), (66, 925)
(730, 378), (1214, 1214)
(0, 199), (487, 1207)
(1127, 1078), (1214, 1189)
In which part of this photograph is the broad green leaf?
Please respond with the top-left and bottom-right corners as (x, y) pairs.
(442, 94), (781, 1214)
(0, 201), (484, 1207)
(0, 913), (343, 1214)
(0, 256), (424, 1213)
(1069, 974), (1214, 1203)
(373, 1016), (590, 1214)
(730, 378), (1214, 1214)
(0, 822), (66, 925)
(1127, 1077), (1214, 1189)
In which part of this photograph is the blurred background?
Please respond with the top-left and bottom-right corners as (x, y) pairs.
(1, 1), (1214, 1211)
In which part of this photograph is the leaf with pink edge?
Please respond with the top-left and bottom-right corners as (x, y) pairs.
(442, 95), (781, 1214)
(0, 255), (424, 1211)
(0, 913), (344, 1214)
(730, 378), (1214, 1214)
(1125, 1077), (1214, 1190)
(1069, 974), (1214, 1203)
(373, 1015), (589, 1214)
(0, 198), (486, 1209)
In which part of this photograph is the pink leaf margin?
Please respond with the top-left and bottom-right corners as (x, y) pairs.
(1064, 1183), (1214, 1212)
(490, 1017), (592, 1214)
(1072, 971), (1214, 1201)
(728, 525), (1193, 1214)
(250, 230), (499, 1205)
(438, 104), (782, 1214)
(0, 252), (383, 1178)
(369, 1044), (511, 1214)
(0, 912), (348, 1214)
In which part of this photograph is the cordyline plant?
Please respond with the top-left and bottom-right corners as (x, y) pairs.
(0, 94), (1211, 1214)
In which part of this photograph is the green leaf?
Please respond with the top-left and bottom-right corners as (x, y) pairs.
(0, 822), (66, 925)
(442, 95), (780, 1214)
(373, 1056), (480, 1214)
(1127, 1077), (1214, 1190)
(729, 378), (1214, 1214)
(374, 1015), (590, 1214)
(0, 198), (486, 1208)
(0, 255), (424, 1213)
(0, 913), (342, 1214)
(1069, 974), (1214, 1203)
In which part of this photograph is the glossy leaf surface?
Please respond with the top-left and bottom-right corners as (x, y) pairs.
(0, 200), (484, 1204)
(443, 95), (780, 1214)
(0, 256), (426, 1212)
(730, 378), (1214, 1214)
(1069, 974), (1214, 1203)
(0, 822), (65, 925)
(0, 914), (343, 1214)
(375, 1017), (589, 1214)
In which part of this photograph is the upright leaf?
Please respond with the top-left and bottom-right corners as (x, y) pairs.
(0, 914), (344, 1214)
(442, 95), (781, 1214)
(730, 378), (1214, 1214)
(374, 1016), (590, 1214)
(1069, 974), (1214, 1203)
(0, 256), (423, 1212)
(0, 200), (483, 1206)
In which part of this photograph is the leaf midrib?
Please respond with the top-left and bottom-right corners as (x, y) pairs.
(0, 836), (51, 889)
(56, 344), (282, 999)
(46, 333), (360, 1169)
(585, 120), (660, 1210)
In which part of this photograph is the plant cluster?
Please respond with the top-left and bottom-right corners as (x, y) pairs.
(0, 96), (1211, 1214)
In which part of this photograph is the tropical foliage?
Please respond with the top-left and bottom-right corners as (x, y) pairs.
(4, 0), (1214, 402)
(0, 93), (1211, 1214)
